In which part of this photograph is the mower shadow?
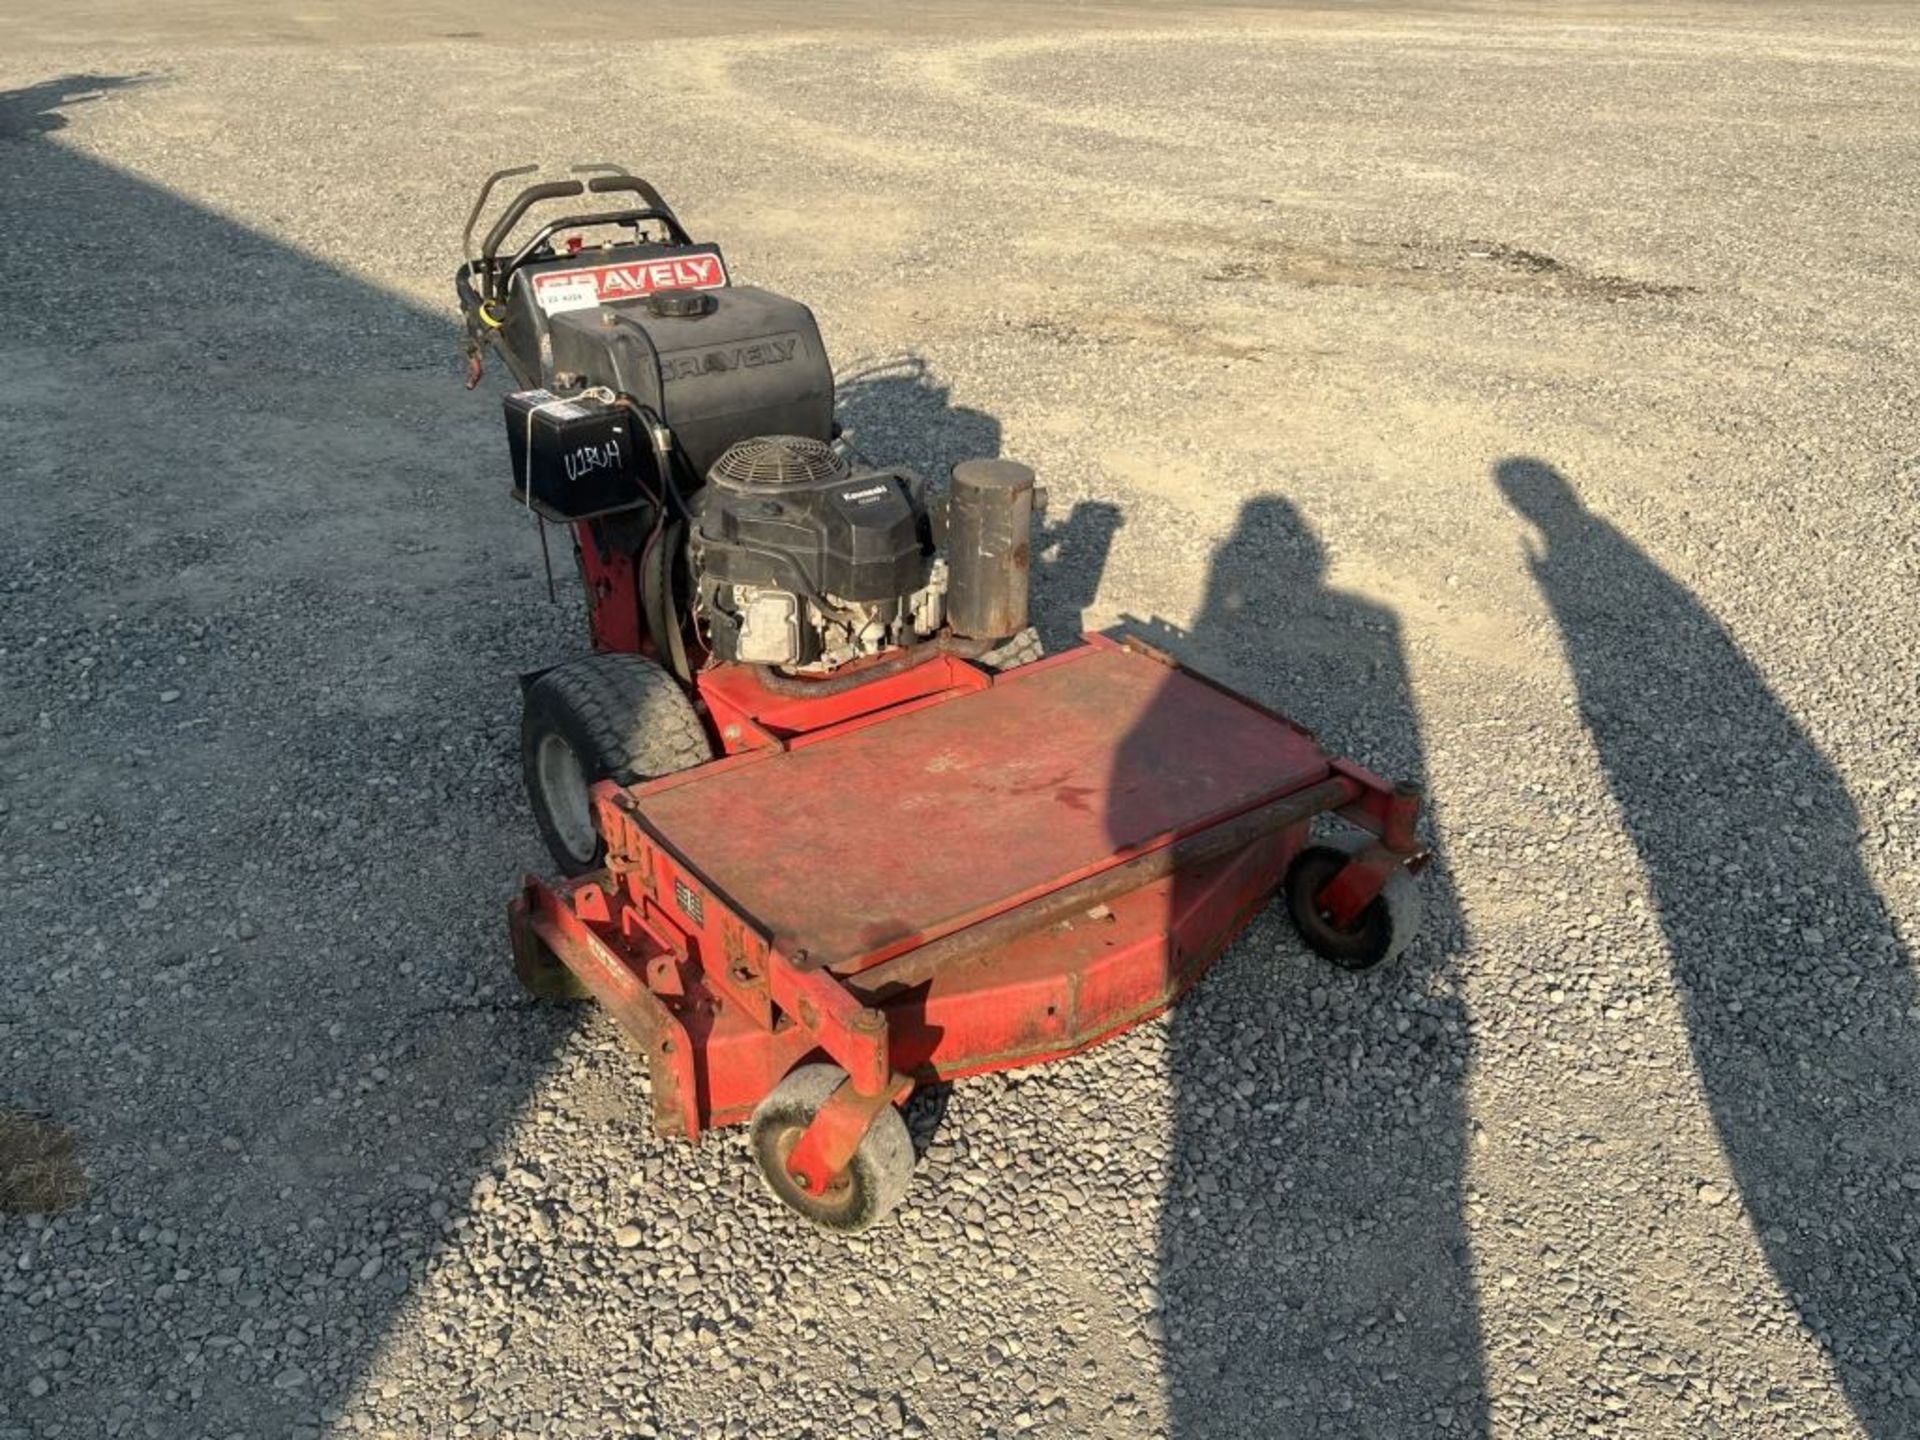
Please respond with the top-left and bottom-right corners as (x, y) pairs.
(1032, 498), (1124, 652)
(0, 75), (582, 1437)
(835, 356), (1122, 649)
(1498, 458), (1920, 1439)
(836, 356), (1001, 481)
(1113, 496), (1485, 1438)
(0, 72), (142, 139)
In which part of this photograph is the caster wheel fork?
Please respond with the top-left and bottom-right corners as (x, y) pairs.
(749, 1065), (915, 1233)
(1284, 829), (1424, 971)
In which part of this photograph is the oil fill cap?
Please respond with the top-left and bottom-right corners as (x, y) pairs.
(648, 289), (715, 319)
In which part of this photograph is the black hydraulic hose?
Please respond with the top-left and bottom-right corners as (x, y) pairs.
(610, 385), (698, 524)
(637, 521), (673, 679)
(454, 261), (482, 310)
(638, 514), (693, 687)
(659, 518), (693, 684)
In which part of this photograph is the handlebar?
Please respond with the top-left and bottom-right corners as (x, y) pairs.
(503, 207), (691, 277)
(469, 166), (692, 265)
(457, 164), (706, 357)
(480, 179), (590, 263)
(460, 163), (537, 262)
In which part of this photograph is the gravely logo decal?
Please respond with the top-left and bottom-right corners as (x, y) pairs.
(659, 335), (800, 382)
(531, 251), (729, 312)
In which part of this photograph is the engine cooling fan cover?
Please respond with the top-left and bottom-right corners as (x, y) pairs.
(708, 435), (851, 491)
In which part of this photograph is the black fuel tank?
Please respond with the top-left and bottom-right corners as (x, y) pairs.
(488, 240), (734, 391)
(547, 286), (834, 478)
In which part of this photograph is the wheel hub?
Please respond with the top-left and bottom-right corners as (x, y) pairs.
(773, 1126), (854, 1214)
(534, 732), (596, 864)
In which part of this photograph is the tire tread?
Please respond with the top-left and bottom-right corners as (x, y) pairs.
(1284, 829), (1424, 969)
(748, 1064), (915, 1233)
(520, 653), (712, 873)
(532, 653), (712, 782)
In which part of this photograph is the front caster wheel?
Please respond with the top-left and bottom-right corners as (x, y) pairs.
(748, 1065), (914, 1233)
(1284, 831), (1423, 971)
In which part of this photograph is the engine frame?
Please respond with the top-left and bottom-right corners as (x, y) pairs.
(462, 166), (1010, 686)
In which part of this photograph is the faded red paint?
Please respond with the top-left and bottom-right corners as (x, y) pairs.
(505, 640), (1423, 1191)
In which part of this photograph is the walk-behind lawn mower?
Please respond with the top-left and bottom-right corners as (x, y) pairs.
(456, 165), (1428, 1231)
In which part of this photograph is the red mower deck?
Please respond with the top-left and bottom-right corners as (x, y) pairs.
(509, 635), (1425, 1228)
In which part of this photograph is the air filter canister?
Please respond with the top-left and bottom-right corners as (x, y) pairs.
(947, 459), (1035, 641)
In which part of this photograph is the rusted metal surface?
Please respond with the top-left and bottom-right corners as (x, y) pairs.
(1319, 770), (1427, 925)
(783, 1073), (911, 1197)
(512, 640), (1423, 1166)
(1312, 840), (1403, 929)
(1331, 760), (1427, 853)
(1112, 629), (1321, 745)
(946, 459), (1035, 640)
(840, 775), (1355, 996)
(575, 534), (644, 655)
(511, 876), (699, 1139)
(527, 826), (1311, 1141)
(867, 833), (1301, 1081)
(634, 643), (1332, 973)
(694, 647), (988, 752)
(764, 952), (891, 1097)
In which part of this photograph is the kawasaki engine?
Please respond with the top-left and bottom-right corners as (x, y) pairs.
(694, 437), (946, 671)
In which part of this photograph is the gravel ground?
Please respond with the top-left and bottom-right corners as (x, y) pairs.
(3, 4), (1918, 1438)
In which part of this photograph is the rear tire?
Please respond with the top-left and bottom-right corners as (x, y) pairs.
(520, 654), (713, 875)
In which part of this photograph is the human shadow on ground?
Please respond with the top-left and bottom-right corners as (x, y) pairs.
(0, 73), (139, 139)
(1115, 496), (1485, 1438)
(0, 73), (584, 1437)
(1498, 457), (1920, 1437)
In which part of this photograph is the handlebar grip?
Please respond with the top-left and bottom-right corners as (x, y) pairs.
(587, 173), (661, 202)
(586, 175), (683, 226)
(481, 179), (586, 260)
